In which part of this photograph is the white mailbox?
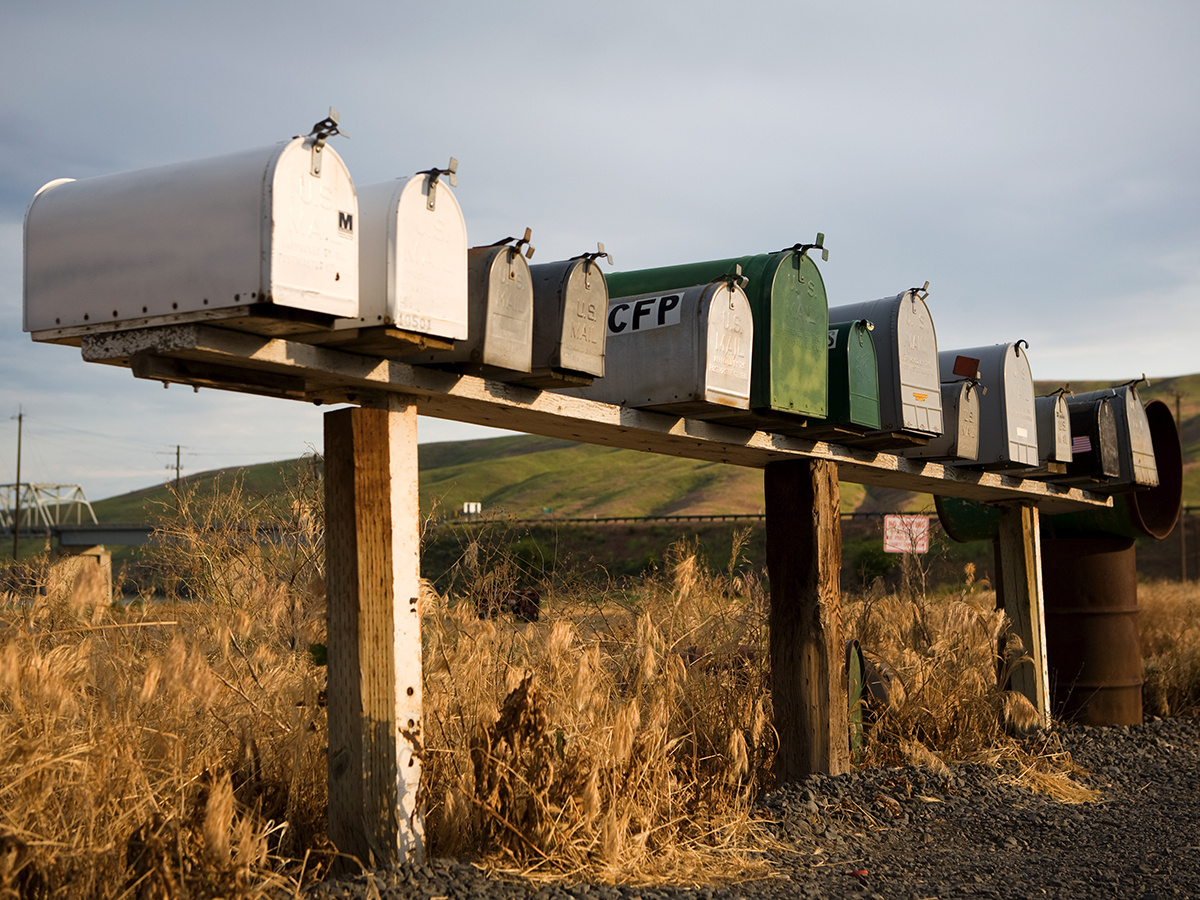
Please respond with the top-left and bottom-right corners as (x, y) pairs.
(401, 237), (534, 376)
(351, 163), (468, 341)
(902, 380), (980, 462)
(943, 342), (1039, 470)
(828, 287), (943, 447)
(562, 281), (753, 418)
(24, 128), (358, 343)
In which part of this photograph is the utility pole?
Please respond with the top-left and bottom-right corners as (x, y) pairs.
(1178, 392), (1187, 582)
(12, 409), (22, 560)
(175, 444), (182, 494)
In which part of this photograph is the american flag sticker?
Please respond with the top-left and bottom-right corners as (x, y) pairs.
(1072, 434), (1092, 454)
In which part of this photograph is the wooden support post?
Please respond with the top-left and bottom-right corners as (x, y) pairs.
(765, 459), (849, 781)
(325, 398), (424, 868)
(995, 503), (1051, 726)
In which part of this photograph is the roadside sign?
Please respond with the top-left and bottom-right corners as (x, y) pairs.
(884, 514), (930, 553)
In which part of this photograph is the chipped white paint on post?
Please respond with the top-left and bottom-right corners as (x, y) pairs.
(388, 394), (425, 860)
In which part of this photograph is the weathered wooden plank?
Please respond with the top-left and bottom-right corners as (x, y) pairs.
(325, 401), (424, 868)
(766, 460), (849, 780)
(80, 325), (1113, 513)
(995, 504), (1051, 726)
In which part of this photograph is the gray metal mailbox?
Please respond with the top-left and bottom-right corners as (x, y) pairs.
(1070, 384), (1158, 491)
(400, 233), (535, 377)
(24, 116), (358, 343)
(942, 342), (1039, 470)
(828, 286), (943, 446)
(902, 380), (981, 461)
(513, 248), (610, 388)
(1019, 392), (1074, 478)
(351, 162), (468, 341)
(1058, 395), (1122, 485)
(562, 280), (752, 417)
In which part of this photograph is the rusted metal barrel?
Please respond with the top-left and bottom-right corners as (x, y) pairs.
(1041, 537), (1142, 725)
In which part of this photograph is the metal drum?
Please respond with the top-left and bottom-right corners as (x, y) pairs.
(828, 286), (943, 448)
(1041, 537), (1142, 726)
(514, 250), (609, 388)
(562, 280), (752, 418)
(943, 342), (1038, 470)
(604, 237), (829, 433)
(24, 116), (358, 343)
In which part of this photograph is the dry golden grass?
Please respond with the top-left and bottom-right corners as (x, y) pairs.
(1139, 578), (1200, 717)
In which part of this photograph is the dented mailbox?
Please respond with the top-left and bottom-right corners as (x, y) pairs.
(562, 281), (752, 416)
(902, 380), (981, 461)
(828, 288), (943, 446)
(513, 249), (609, 388)
(943, 342), (1039, 470)
(401, 235), (534, 376)
(1070, 384), (1158, 491)
(604, 239), (828, 433)
(804, 319), (881, 439)
(351, 163), (468, 341)
(25, 126), (358, 342)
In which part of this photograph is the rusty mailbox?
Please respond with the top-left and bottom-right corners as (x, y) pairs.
(942, 342), (1039, 470)
(350, 160), (468, 342)
(562, 280), (752, 417)
(828, 286), (943, 447)
(512, 246), (610, 388)
(24, 114), (358, 343)
(400, 231), (535, 377)
(1069, 383), (1158, 492)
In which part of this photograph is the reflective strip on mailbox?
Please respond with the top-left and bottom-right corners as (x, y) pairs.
(24, 137), (359, 340)
(561, 281), (752, 417)
(941, 342), (1039, 470)
(354, 173), (468, 340)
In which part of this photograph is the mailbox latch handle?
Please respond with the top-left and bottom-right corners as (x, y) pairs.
(571, 242), (613, 288)
(491, 227), (536, 260)
(307, 107), (347, 177)
(420, 157), (459, 211)
(779, 232), (829, 262)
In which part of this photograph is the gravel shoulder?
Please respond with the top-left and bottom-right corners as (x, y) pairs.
(306, 716), (1200, 900)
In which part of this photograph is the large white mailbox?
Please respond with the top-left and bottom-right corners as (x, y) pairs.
(351, 164), (468, 341)
(562, 281), (753, 418)
(24, 130), (358, 342)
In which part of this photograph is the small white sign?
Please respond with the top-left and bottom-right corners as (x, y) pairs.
(884, 514), (930, 553)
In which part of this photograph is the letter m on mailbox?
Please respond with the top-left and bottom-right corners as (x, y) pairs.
(338, 211), (354, 234)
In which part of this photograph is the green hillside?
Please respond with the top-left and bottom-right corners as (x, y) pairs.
(91, 371), (1200, 523)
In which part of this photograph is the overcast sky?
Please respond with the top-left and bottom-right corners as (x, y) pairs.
(2, 1), (1197, 501)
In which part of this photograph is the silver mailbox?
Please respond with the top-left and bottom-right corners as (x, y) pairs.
(350, 164), (468, 341)
(828, 287), (943, 447)
(1070, 384), (1158, 491)
(562, 281), (752, 417)
(1025, 392), (1074, 477)
(943, 342), (1039, 470)
(24, 127), (358, 343)
(400, 236), (534, 376)
(514, 251), (609, 388)
(902, 380), (980, 461)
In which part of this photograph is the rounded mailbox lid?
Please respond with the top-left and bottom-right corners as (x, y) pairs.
(355, 173), (468, 340)
(699, 281), (753, 408)
(542, 257), (608, 377)
(474, 245), (534, 374)
(24, 137), (359, 333)
(1035, 393), (1073, 464)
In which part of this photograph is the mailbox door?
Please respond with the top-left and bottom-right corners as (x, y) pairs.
(1072, 386), (1159, 490)
(24, 137), (358, 335)
(355, 174), (468, 340)
(830, 320), (881, 430)
(699, 282), (753, 409)
(605, 249), (828, 421)
(1062, 397), (1122, 483)
(828, 292), (942, 437)
(478, 246), (534, 373)
(1035, 394), (1073, 465)
(528, 258), (607, 379)
(902, 381), (980, 461)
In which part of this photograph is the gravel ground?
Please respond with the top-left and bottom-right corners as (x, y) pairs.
(306, 716), (1200, 900)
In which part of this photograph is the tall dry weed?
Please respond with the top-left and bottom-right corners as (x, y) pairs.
(1139, 579), (1200, 717)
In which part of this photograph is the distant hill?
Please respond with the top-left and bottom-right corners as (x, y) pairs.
(91, 372), (1199, 523)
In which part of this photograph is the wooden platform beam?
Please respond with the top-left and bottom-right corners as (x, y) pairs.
(325, 399), (424, 868)
(995, 504), (1051, 726)
(766, 459), (849, 780)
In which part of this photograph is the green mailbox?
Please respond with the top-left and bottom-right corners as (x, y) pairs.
(603, 237), (829, 434)
(805, 319), (881, 440)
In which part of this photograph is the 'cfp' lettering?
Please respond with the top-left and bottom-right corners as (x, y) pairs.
(607, 294), (682, 334)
